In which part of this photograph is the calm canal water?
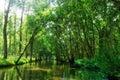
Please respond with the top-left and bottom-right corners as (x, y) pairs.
(0, 61), (107, 80)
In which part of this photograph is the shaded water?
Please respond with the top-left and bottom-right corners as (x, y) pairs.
(0, 61), (107, 80)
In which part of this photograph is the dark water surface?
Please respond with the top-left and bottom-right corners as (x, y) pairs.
(0, 61), (107, 80)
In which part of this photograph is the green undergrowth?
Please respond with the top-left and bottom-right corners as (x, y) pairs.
(74, 58), (98, 70)
(0, 58), (14, 67)
(0, 57), (36, 67)
(74, 58), (120, 78)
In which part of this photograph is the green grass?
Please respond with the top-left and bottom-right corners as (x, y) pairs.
(0, 58), (14, 67)
(0, 57), (35, 67)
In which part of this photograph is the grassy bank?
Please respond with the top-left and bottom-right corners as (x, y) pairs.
(0, 57), (36, 67)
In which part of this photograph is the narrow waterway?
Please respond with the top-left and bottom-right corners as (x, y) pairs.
(0, 61), (107, 80)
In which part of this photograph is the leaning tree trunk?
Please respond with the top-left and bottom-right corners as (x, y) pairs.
(16, 27), (38, 64)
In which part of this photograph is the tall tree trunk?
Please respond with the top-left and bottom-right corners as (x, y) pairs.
(69, 26), (74, 65)
(82, 24), (92, 58)
(25, 29), (28, 58)
(19, 1), (25, 54)
(14, 14), (17, 55)
(30, 37), (34, 61)
(3, 0), (11, 58)
(8, 34), (11, 53)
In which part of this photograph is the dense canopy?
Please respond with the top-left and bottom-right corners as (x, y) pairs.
(0, 0), (120, 79)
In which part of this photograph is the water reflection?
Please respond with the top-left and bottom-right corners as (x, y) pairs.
(0, 62), (106, 80)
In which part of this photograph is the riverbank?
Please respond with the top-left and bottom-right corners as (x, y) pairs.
(73, 58), (120, 80)
(0, 57), (36, 67)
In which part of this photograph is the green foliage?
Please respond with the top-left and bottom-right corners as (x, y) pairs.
(75, 58), (97, 69)
(95, 50), (120, 75)
(75, 69), (105, 80)
(17, 57), (30, 64)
